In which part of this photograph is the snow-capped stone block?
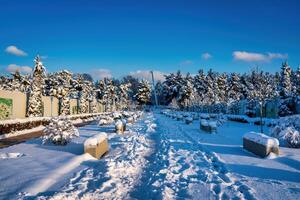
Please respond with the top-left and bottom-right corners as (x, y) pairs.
(243, 132), (279, 158)
(84, 133), (109, 159)
(200, 114), (210, 120)
(192, 114), (199, 120)
(200, 120), (217, 133)
(115, 119), (126, 134)
(176, 115), (183, 121)
(185, 117), (193, 124)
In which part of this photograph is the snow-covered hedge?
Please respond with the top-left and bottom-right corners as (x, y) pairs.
(226, 115), (249, 123)
(271, 115), (300, 148)
(42, 116), (79, 145)
(0, 113), (106, 135)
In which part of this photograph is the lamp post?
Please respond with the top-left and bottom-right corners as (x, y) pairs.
(150, 71), (158, 107)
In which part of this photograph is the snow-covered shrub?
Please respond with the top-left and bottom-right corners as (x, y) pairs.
(271, 115), (300, 148)
(43, 116), (79, 145)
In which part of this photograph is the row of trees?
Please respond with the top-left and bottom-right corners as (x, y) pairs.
(154, 62), (300, 117)
(1, 55), (299, 118)
(0, 56), (153, 117)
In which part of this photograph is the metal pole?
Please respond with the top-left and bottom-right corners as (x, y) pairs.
(150, 70), (158, 107)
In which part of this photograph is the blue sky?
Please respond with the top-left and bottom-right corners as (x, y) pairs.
(1, 0), (300, 80)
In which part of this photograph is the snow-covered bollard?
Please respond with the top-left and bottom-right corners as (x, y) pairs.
(200, 120), (210, 132)
(176, 115), (183, 121)
(43, 116), (79, 145)
(84, 133), (109, 159)
(243, 132), (279, 158)
(200, 120), (217, 133)
(193, 113), (199, 120)
(115, 119), (126, 134)
(208, 121), (217, 133)
(185, 117), (193, 124)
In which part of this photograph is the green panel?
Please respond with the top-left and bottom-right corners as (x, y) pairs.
(0, 97), (13, 120)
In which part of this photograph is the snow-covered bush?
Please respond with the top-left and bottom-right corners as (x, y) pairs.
(271, 115), (300, 148)
(43, 116), (79, 145)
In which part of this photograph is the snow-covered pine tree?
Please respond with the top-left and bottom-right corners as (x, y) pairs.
(278, 62), (294, 116)
(205, 69), (218, 112)
(227, 73), (243, 114)
(280, 61), (292, 97)
(227, 73), (242, 103)
(193, 69), (207, 106)
(80, 80), (91, 113)
(56, 70), (73, 115)
(27, 55), (46, 117)
(106, 79), (117, 111)
(89, 84), (98, 113)
(154, 81), (164, 105)
(10, 70), (22, 91)
(118, 82), (131, 110)
(177, 73), (194, 109)
(214, 73), (228, 113)
(135, 80), (152, 105)
(293, 66), (300, 96)
(0, 75), (11, 91)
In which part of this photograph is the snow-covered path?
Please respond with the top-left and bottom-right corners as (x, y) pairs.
(130, 113), (255, 200)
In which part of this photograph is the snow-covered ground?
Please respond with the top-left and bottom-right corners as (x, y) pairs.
(0, 111), (299, 200)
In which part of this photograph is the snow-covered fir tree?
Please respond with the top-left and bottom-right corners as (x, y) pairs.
(205, 69), (218, 109)
(27, 55), (46, 117)
(89, 84), (98, 113)
(177, 73), (194, 109)
(55, 70), (73, 115)
(154, 81), (165, 105)
(135, 80), (152, 105)
(118, 82), (131, 110)
(279, 62), (294, 116)
(193, 69), (207, 105)
(80, 80), (92, 113)
(227, 73), (242, 103)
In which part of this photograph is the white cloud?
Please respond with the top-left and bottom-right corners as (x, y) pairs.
(90, 69), (112, 80)
(6, 64), (32, 74)
(233, 51), (288, 62)
(267, 52), (288, 59)
(130, 70), (165, 82)
(201, 53), (212, 60)
(5, 45), (27, 56)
